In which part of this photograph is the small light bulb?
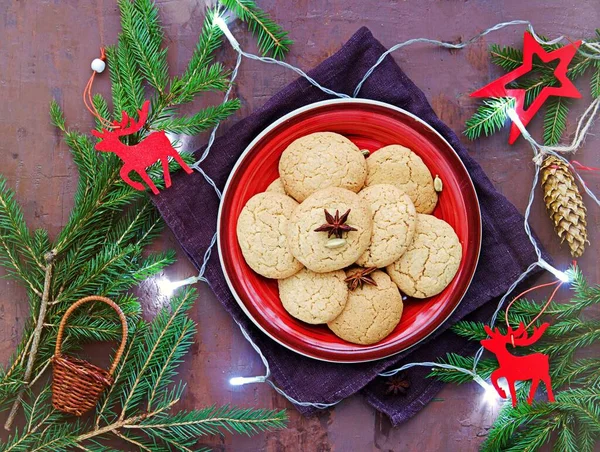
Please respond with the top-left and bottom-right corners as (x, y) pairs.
(506, 107), (519, 121)
(229, 376), (265, 386)
(156, 277), (175, 297)
(538, 259), (570, 283)
(213, 14), (241, 51)
(155, 275), (200, 297)
(473, 375), (499, 404)
(483, 383), (499, 404)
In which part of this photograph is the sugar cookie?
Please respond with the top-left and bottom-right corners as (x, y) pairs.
(386, 214), (462, 298)
(236, 192), (303, 279)
(279, 132), (367, 202)
(328, 269), (403, 345)
(287, 187), (372, 273)
(356, 184), (417, 267)
(366, 144), (437, 213)
(266, 177), (287, 195)
(278, 268), (348, 324)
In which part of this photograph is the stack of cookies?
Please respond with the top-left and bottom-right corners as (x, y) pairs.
(236, 132), (462, 345)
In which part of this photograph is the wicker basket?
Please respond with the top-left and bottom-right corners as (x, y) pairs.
(52, 296), (128, 416)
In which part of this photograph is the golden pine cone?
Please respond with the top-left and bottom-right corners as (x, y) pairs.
(540, 155), (588, 258)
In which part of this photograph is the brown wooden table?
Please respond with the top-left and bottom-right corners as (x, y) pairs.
(1, 1), (598, 450)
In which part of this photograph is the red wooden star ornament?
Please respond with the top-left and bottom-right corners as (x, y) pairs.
(471, 32), (582, 144)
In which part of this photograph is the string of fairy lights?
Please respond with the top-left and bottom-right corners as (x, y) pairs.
(156, 16), (600, 408)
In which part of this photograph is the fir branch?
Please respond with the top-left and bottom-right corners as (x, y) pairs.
(592, 60), (600, 98)
(91, 95), (111, 132)
(119, 0), (169, 96)
(104, 45), (127, 116)
(170, 9), (229, 104)
(489, 44), (524, 71)
(428, 353), (497, 383)
(118, 288), (196, 419)
(554, 418), (578, 452)
(128, 406), (288, 443)
(543, 97), (569, 145)
(114, 35), (146, 116)
(217, 0), (292, 59)
(152, 99), (241, 135)
(170, 62), (230, 105)
(0, 177), (45, 272)
(464, 97), (515, 140)
(62, 130), (99, 187)
(132, 251), (176, 282)
(49, 100), (65, 131)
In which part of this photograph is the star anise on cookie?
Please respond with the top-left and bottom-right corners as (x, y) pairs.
(385, 372), (411, 396)
(314, 209), (357, 238)
(344, 267), (378, 291)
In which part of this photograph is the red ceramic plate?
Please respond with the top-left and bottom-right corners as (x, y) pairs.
(218, 99), (481, 363)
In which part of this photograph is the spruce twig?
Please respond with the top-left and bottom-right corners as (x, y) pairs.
(431, 267), (600, 451)
(217, 0), (292, 59)
(464, 97), (515, 140)
(465, 31), (600, 144)
(4, 251), (55, 430)
(0, 0), (291, 442)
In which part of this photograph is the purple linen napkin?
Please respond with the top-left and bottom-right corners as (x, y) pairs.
(152, 27), (544, 425)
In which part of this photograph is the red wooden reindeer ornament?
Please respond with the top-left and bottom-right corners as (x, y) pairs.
(481, 322), (555, 407)
(91, 100), (193, 195)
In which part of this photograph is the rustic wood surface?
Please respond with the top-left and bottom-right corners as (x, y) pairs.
(0, 0), (598, 450)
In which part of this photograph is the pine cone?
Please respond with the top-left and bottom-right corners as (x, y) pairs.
(540, 156), (588, 257)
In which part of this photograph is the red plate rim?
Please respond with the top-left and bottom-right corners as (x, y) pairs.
(217, 98), (482, 363)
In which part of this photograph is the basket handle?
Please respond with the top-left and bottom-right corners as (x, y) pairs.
(54, 296), (128, 376)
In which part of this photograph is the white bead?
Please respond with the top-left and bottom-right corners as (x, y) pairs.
(91, 58), (106, 73)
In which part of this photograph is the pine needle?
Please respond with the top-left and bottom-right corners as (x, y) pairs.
(0, 0), (291, 442)
(153, 99), (241, 135)
(543, 97), (569, 146)
(432, 266), (600, 451)
(217, 0), (292, 59)
(464, 97), (515, 141)
(592, 60), (600, 99)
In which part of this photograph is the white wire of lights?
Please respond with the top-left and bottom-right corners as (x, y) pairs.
(157, 17), (599, 409)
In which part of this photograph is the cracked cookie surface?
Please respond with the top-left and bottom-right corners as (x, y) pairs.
(287, 187), (373, 273)
(386, 214), (462, 298)
(365, 144), (437, 214)
(279, 132), (367, 202)
(278, 268), (348, 324)
(236, 192), (304, 279)
(356, 184), (417, 268)
(266, 177), (287, 195)
(327, 269), (403, 345)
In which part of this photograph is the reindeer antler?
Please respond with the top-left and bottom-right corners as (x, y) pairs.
(91, 100), (151, 139)
(512, 323), (550, 347)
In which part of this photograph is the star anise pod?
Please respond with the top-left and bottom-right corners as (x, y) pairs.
(385, 372), (411, 396)
(344, 267), (378, 291)
(314, 209), (357, 238)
